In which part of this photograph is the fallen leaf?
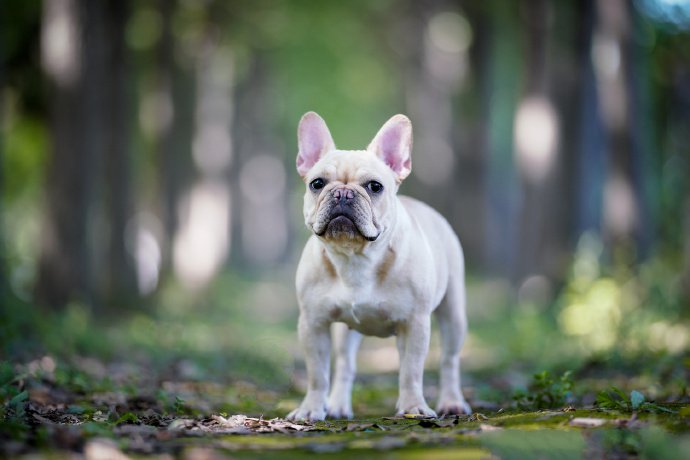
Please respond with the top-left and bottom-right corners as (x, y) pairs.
(569, 417), (606, 428)
(167, 419), (194, 431)
(33, 414), (55, 425)
(419, 419), (456, 428)
(469, 413), (489, 422)
(207, 415), (314, 434)
(29, 387), (54, 405)
(211, 414), (246, 428)
(92, 411), (108, 422)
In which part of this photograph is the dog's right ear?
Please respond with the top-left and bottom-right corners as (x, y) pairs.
(297, 112), (335, 177)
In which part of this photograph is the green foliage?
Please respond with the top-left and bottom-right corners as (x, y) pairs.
(596, 387), (675, 414)
(596, 387), (631, 411)
(557, 237), (689, 358)
(113, 412), (140, 425)
(8, 391), (28, 415)
(173, 396), (191, 415)
(0, 362), (19, 401)
(0, 361), (26, 414)
(3, 116), (47, 198)
(54, 366), (114, 394)
(0, 361), (29, 440)
(513, 370), (574, 410)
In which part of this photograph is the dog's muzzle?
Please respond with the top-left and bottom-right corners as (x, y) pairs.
(314, 187), (379, 241)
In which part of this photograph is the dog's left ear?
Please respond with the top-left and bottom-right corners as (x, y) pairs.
(367, 114), (412, 182)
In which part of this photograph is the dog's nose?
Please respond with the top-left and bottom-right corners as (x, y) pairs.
(333, 188), (355, 203)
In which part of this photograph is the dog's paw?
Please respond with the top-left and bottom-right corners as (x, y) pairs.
(326, 403), (353, 420)
(436, 398), (472, 416)
(396, 401), (437, 418)
(286, 404), (327, 422)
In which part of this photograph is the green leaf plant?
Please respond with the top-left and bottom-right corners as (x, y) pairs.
(513, 370), (574, 410)
(596, 387), (675, 414)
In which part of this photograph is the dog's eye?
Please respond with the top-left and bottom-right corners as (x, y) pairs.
(310, 178), (326, 191)
(367, 181), (384, 194)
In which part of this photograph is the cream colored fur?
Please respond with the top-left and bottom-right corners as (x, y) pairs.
(287, 112), (471, 421)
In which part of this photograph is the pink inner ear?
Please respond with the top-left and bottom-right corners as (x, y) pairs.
(297, 113), (334, 176)
(374, 119), (411, 178)
(379, 127), (406, 173)
(303, 125), (324, 161)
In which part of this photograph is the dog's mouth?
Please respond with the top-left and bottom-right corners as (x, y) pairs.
(316, 214), (378, 242)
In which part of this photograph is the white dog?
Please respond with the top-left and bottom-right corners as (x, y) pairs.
(287, 112), (471, 421)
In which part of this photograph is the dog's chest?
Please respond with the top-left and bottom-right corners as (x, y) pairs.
(326, 284), (404, 337)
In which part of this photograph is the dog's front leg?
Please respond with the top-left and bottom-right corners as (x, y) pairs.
(327, 323), (363, 419)
(287, 314), (331, 421)
(395, 314), (436, 417)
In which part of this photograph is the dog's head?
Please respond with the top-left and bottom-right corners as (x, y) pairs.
(296, 112), (412, 245)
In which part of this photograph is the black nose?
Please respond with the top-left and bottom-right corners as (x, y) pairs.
(333, 188), (355, 204)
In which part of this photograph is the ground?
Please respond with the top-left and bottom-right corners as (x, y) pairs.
(1, 355), (689, 459)
(2, 271), (689, 458)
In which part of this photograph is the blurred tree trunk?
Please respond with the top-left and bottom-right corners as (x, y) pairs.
(230, 53), (274, 269)
(595, 0), (647, 261)
(390, 0), (486, 264)
(398, 0), (456, 206)
(514, 0), (580, 285)
(229, 50), (253, 268)
(81, 1), (107, 309)
(483, 0), (521, 277)
(37, 0), (97, 308)
(574, 0), (606, 238)
(37, 0), (135, 309)
(514, 0), (551, 283)
(103, 0), (136, 308)
(680, 81), (690, 306)
(628, 5), (656, 256)
(669, 61), (690, 303)
(157, 0), (175, 254)
(456, 1), (489, 269)
(156, 0), (195, 276)
(547, 1), (593, 282)
(684, 203), (690, 304)
(0, 33), (5, 300)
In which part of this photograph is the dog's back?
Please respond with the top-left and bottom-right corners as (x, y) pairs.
(398, 195), (465, 294)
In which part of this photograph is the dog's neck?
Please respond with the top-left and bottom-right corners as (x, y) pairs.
(318, 199), (403, 287)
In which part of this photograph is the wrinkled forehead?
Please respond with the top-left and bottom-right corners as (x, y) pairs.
(309, 150), (389, 183)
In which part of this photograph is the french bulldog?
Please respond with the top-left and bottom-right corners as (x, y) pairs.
(287, 112), (471, 421)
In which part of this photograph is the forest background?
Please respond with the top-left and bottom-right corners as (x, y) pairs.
(1, 0), (690, 456)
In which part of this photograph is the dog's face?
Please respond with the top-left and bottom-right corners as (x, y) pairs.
(296, 112), (412, 244)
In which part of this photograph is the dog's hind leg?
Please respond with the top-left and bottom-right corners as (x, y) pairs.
(327, 322), (362, 419)
(434, 267), (472, 416)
